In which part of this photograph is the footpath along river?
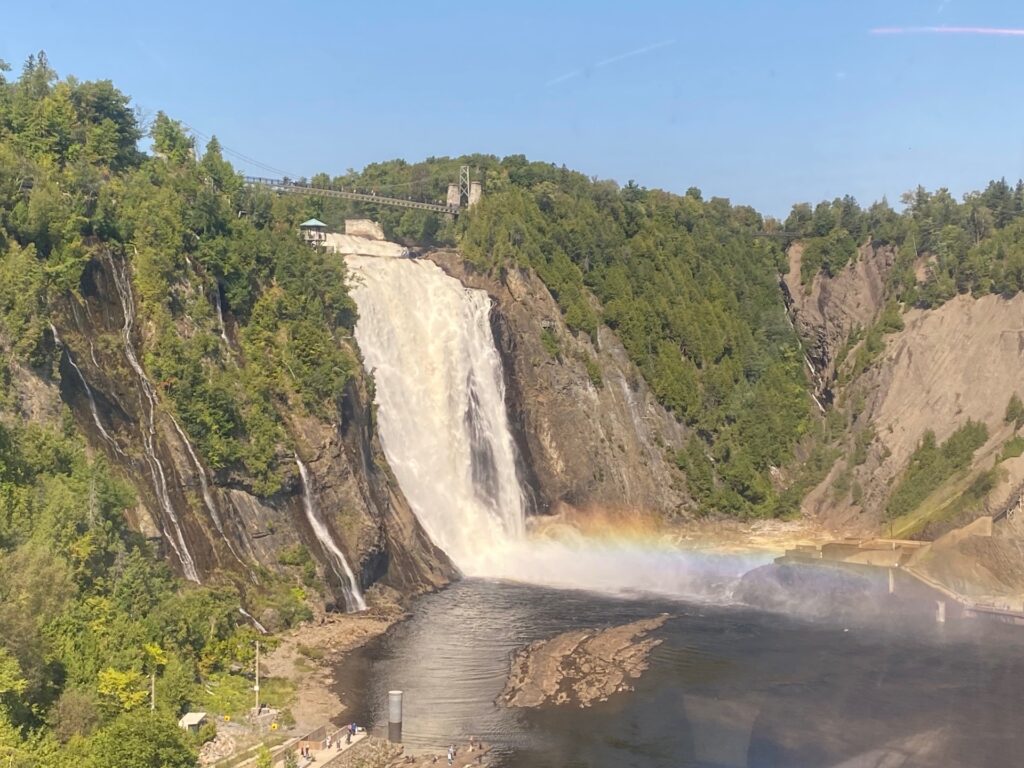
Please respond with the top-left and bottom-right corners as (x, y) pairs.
(335, 576), (1024, 767)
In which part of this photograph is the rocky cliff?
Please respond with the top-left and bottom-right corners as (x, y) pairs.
(781, 241), (895, 399)
(426, 250), (689, 519)
(35, 254), (451, 616)
(785, 243), (1024, 538)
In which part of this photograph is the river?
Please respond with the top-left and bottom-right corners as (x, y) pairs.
(337, 576), (1024, 767)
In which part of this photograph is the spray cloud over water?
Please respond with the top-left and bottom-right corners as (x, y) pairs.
(347, 254), (771, 602)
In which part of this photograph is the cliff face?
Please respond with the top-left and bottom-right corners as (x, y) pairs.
(42, 255), (451, 610)
(427, 250), (689, 519)
(803, 293), (1024, 529)
(784, 243), (1024, 537)
(781, 242), (895, 394)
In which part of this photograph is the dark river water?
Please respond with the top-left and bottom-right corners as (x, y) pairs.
(335, 574), (1024, 767)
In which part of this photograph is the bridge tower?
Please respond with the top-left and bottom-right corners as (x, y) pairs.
(455, 165), (482, 209)
(459, 165), (471, 204)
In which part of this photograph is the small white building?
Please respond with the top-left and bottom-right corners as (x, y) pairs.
(178, 711), (208, 733)
(299, 218), (327, 247)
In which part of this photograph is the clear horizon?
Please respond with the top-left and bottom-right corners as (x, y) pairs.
(4, 0), (1024, 217)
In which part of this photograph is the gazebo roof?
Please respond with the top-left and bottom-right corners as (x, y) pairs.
(300, 218), (327, 228)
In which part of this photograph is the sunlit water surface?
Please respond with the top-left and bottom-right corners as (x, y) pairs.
(336, 577), (1024, 767)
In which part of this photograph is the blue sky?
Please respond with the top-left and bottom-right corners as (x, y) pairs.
(3, 0), (1024, 216)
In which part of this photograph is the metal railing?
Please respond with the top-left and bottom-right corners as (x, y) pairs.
(244, 176), (459, 215)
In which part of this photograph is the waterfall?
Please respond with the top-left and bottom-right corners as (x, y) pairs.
(169, 418), (222, 533)
(346, 254), (775, 602)
(346, 255), (525, 576)
(214, 290), (230, 346)
(295, 458), (367, 612)
(169, 415), (253, 576)
(50, 323), (122, 455)
(108, 255), (199, 583)
(238, 607), (268, 634)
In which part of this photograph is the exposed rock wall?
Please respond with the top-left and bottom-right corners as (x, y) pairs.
(426, 250), (689, 519)
(44, 255), (452, 605)
(802, 292), (1024, 529)
(782, 242), (895, 387)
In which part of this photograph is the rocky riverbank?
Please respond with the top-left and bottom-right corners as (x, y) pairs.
(263, 591), (407, 736)
(498, 615), (670, 708)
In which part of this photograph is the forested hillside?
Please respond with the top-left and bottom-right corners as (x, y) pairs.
(5, 47), (1024, 764)
(318, 155), (1024, 524)
(311, 158), (818, 518)
(0, 54), (378, 765)
(782, 179), (1024, 307)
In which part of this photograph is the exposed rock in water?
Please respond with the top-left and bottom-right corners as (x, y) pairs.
(426, 250), (688, 519)
(499, 615), (669, 709)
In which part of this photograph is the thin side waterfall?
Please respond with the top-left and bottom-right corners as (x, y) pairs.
(170, 417), (223, 535)
(169, 416), (253, 575)
(50, 323), (122, 455)
(295, 458), (367, 612)
(214, 290), (230, 346)
(238, 607), (268, 634)
(346, 255), (526, 575)
(108, 255), (199, 583)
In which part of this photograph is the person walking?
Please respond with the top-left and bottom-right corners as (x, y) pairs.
(447, 744), (455, 766)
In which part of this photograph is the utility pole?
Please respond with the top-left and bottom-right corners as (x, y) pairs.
(254, 640), (260, 715)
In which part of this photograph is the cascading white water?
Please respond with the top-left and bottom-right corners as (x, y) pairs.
(108, 256), (199, 583)
(346, 254), (773, 601)
(169, 415), (254, 577)
(238, 607), (268, 634)
(214, 290), (230, 347)
(346, 255), (526, 576)
(50, 323), (122, 455)
(295, 458), (367, 612)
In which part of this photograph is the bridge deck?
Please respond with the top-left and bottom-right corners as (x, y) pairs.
(244, 176), (459, 215)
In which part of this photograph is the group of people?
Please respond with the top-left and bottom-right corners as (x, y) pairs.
(444, 738), (482, 766)
(296, 723), (359, 762)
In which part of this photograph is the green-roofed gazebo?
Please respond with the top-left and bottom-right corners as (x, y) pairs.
(299, 218), (327, 246)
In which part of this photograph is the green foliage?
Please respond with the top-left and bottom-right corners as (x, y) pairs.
(844, 302), (904, 381)
(998, 436), (1024, 463)
(800, 227), (858, 284)
(790, 180), (1024, 307)
(84, 709), (196, 768)
(539, 328), (560, 359)
(0, 55), (362, 495)
(1005, 393), (1024, 428)
(450, 159), (811, 516)
(886, 421), (989, 518)
(583, 355), (603, 389)
(0, 415), (266, 760)
(851, 426), (875, 467)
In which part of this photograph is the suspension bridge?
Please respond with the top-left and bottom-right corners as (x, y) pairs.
(243, 165), (481, 217)
(244, 176), (460, 215)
